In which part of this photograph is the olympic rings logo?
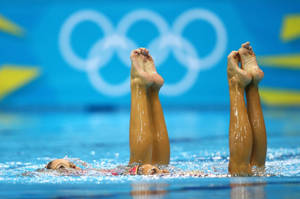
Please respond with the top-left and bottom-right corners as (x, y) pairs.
(59, 9), (227, 96)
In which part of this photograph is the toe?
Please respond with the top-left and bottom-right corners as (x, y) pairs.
(227, 51), (240, 67)
(227, 51), (240, 76)
(140, 48), (149, 57)
(228, 50), (237, 58)
(227, 51), (239, 61)
(241, 41), (250, 49)
(130, 49), (139, 59)
(239, 42), (255, 56)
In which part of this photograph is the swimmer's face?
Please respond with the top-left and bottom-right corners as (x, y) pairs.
(46, 159), (80, 170)
(138, 164), (169, 175)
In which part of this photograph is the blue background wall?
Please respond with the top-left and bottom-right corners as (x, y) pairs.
(0, 0), (300, 108)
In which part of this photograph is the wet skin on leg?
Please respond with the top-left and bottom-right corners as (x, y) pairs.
(239, 42), (267, 170)
(227, 50), (253, 176)
(129, 82), (153, 165)
(149, 85), (170, 165)
(129, 48), (154, 165)
(129, 48), (170, 165)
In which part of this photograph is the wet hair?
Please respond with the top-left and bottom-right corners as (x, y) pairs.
(138, 164), (160, 175)
(46, 159), (77, 170)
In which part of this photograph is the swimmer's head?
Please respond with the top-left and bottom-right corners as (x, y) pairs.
(46, 159), (80, 170)
(138, 164), (169, 175)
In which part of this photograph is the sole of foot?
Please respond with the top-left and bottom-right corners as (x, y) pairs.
(239, 42), (264, 85)
(130, 48), (164, 88)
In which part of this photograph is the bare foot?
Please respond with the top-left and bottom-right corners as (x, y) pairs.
(227, 51), (251, 88)
(130, 48), (164, 88)
(239, 42), (264, 85)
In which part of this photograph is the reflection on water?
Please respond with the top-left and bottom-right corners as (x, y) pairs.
(230, 178), (266, 199)
(131, 183), (168, 199)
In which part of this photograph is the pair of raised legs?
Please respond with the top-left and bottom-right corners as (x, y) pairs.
(227, 42), (267, 176)
(129, 48), (170, 166)
(44, 49), (170, 174)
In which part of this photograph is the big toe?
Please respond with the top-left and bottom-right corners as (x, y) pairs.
(239, 42), (254, 57)
(241, 41), (250, 49)
(227, 50), (239, 60)
(139, 48), (149, 57)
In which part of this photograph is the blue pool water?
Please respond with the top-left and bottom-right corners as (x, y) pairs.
(0, 109), (300, 198)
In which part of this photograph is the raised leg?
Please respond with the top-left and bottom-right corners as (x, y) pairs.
(129, 48), (155, 165)
(239, 42), (267, 170)
(149, 83), (170, 165)
(227, 50), (253, 176)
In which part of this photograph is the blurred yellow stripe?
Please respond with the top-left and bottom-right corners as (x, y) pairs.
(258, 54), (300, 69)
(0, 65), (40, 100)
(260, 88), (300, 106)
(281, 15), (300, 42)
(0, 14), (24, 37)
